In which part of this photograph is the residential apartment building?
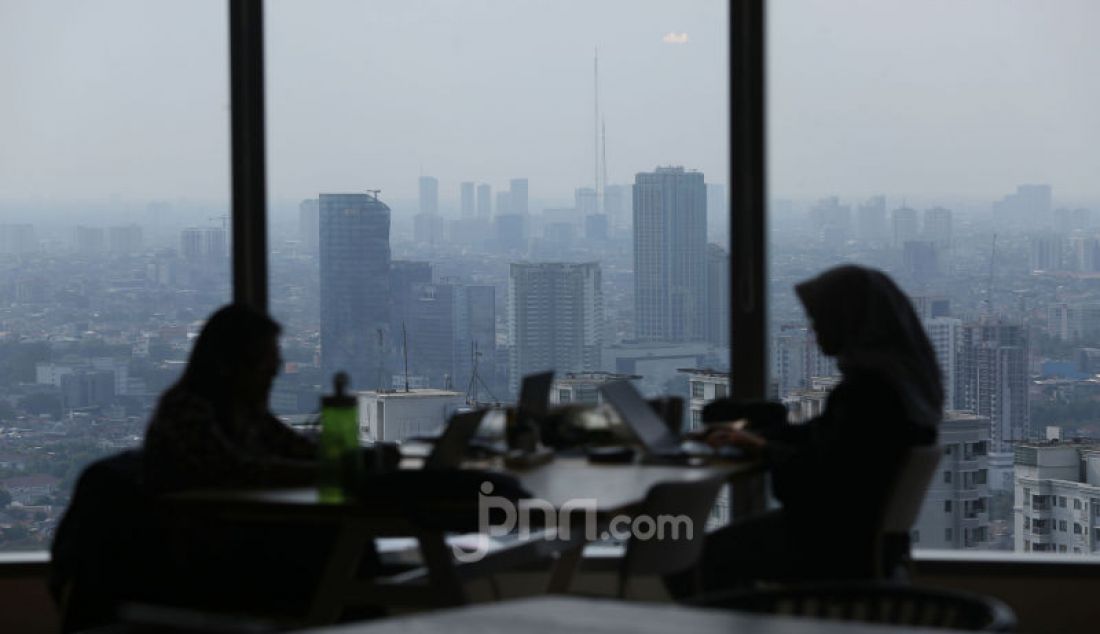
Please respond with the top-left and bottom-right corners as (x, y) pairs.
(1014, 442), (1100, 554)
(913, 412), (992, 550)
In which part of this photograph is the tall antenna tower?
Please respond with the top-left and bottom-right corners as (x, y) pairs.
(594, 47), (601, 213)
(601, 119), (608, 207)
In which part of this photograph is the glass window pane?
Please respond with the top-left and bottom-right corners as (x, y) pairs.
(769, 0), (1100, 556)
(265, 0), (729, 438)
(0, 1), (229, 552)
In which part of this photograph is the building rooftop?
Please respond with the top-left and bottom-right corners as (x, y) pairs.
(678, 368), (730, 378)
(358, 389), (465, 399)
(555, 372), (641, 384)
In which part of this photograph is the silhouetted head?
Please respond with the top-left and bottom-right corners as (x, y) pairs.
(795, 265), (944, 423)
(178, 304), (282, 408)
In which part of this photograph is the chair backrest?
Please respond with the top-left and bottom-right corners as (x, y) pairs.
(619, 475), (726, 595)
(880, 444), (943, 534)
(697, 582), (1017, 632)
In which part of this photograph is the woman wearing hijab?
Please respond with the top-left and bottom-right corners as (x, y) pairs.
(143, 304), (317, 492)
(683, 265), (942, 592)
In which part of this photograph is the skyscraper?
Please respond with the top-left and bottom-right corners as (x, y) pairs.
(460, 182), (476, 219)
(603, 184), (627, 231)
(390, 260), (433, 368)
(74, 226), (105, 255)
(923, 207), (953, 249)
(402, 282), (496, 392)
(1029, 233), (1066, 272)
(810, 196), (851, 247)
(575, 187), (597, 215)
(923, 316), (963, 410)
(107, 224), (142, 255)
(509, 178), (529, 215)
(891, 206), (920, 248)
(476, 183), (492, 218)
(320, 192), (391, 390)
(298, 198), (319, 254)
(633, 166), (707, 342)
(857, 195), (887, 245)
(993, 184), (1052, 231)
(509, 262), (603, 395)
(418, 176), (439, 215)
(495, 191), (512, 217)
(706, 244), (730, 347)
(960, 320), (1030, 452)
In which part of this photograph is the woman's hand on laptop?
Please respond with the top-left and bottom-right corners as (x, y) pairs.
(693, 421), (767, 454)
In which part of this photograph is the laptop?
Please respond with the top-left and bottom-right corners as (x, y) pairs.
(518, 371), (554, 416)
(598, 381), (714, 461)
(423, 409), (488, 470)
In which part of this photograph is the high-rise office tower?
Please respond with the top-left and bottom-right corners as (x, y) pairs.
(320, 192), (391, 390)
(923, 207), (953, 249)
(202, 227), (227, 260)
(418, 176), (439, 215)
(923, 316), (963, 410)
(771, 324), (838, 400)
(413, 212), (443, 246)
(603, 184), (627, 231)
(0, 224), (37, 255)
(494, 214), (525, 251)
(495, 191), (512, 217)
(891, 206), (920, 248)
(509, 262), (603, 395)
(903, 241), (939, 283)
(456, 284), (498, 396)
(402, 282), (496, 392)
(299, 198), (319, 254)
(74, 226), (105, 254)
(585, 214), (609, 242)
(1070, 236), (1100, 273)
(575, 187), (598, 215)
(1029, 233), (1067, 272)
(460, 182), (476, 219)
(633, 166), (707, 342)
(960, 320), (1030, 452)
(706, 244), (730, 347)
(509, 178), (529, 215)
(993, 184), (1052, 231)
(857, 195), (887, 245)
(476, 183), (492, 218)
(108, 224), (142, 255)
(180, 228), (204, 261)
(390, 260), (433, 364)
(706, 184), (728, 246)
(809, 196), (852, 247)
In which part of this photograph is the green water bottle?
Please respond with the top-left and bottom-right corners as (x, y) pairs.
(319, 372), (361, 502)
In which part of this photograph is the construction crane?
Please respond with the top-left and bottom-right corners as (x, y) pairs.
(366, 189), (382, 201)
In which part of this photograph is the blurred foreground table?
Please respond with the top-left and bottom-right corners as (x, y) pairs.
(300, 596), (969, 634)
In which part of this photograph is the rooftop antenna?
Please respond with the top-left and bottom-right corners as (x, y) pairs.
(402, 322), (410, 393)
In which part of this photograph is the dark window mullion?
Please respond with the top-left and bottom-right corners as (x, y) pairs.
(730, 0), (767, 398)
(229, 0), (269, 311)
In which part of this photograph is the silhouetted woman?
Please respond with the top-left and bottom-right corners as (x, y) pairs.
(144, 304), (317, 492)
(689, 265), (942, 591)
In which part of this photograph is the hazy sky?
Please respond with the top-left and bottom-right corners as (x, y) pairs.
(2, 0), (1098, 207)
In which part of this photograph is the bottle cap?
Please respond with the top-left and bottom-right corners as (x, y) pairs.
(322, 372), (357, 408)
